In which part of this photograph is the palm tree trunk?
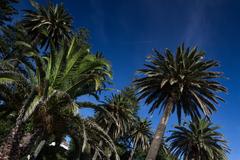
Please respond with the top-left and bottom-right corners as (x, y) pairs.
(145, 99), (174, 160)
(0, 88), (37, 160)
(92, 123), (112, 160)
(20, 129), (43, 158)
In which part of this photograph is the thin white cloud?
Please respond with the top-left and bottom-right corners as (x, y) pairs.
(183, 0), (206, 45)
(183, 0), (225, 46)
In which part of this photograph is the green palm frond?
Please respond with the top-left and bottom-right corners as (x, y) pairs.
(45, 38), (112, 98)
(166, 118), (229, 160)
(134, 44), (226, 123)
(1, 32), (112, 159)
(96, 88), (137, 139)
(76, 101), (121, 131)
(22, 0), (72, 49)
(0, 60), (31, 109)
(130, 119), (152, 151)
(69, 116), (120, 160)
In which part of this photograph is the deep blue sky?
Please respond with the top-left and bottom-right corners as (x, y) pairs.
(16, 0), (240, 159)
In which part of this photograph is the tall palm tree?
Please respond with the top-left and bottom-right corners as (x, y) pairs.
(97, 88), (138, 139)
(134, 44), (226, 160)
(128, 119), (152, 160)
(0, 37), (114, 159)
(22, 0), (72, 49)
(167, 118), (229, 160)
(92, 88), (137, 160)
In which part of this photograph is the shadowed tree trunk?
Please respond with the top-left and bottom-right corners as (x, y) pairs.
(145, 99), (174, 160)
(0, 89), (37, 160)
(20, 129), (43, 158)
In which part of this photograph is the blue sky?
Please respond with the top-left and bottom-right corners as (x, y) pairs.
(16, 0), (240, 159)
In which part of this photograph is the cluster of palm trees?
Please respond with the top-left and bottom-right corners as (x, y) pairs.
(0, 0), (230, 160)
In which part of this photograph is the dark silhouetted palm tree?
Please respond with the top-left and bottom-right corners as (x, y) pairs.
(22, 0), (72, 49)
(128, 119), (152, 160)
(92, 88), (137, 160)
(167, 118), (229, 160)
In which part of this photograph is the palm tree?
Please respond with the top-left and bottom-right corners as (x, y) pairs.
(157, 144), (177, 160)
(128, 119), (152, 160)
(0, 60), (32, 146)
(0, 37), (114, 159)
(92, 88), (137, 160)
(134, 44), (226, 160)
(167, 118), (229, 160)
(22, 0), (72, 49)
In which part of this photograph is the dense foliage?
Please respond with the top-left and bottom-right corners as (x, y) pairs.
(167, 119), (229, 160)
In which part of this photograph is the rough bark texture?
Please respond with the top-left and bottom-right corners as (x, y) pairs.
(145, 99), (174, 160)
(0, 125), (22, 160)
(20, 130), (42, 158)
(0, 89), (37, 160)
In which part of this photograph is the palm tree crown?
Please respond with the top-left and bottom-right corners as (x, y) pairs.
(129, 119), (152, 151)
(135, 44), (226, 121)
(167, 118), (229, 160)
(22, 0), (72, 48)
(96, 89), (137, 139)
(127, 118), (152, 160)
(0, 37), (116, 159)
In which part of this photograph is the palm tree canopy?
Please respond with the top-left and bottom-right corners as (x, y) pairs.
(96, 89), (137, 139)
(11, 37), (112, 130)
(129, 119), (152, 151)
(0, 38), (120, 160)
(13, 37), (111, 98)
(134, 44), (226, 122)
(166, 118), (229, 160)
(22, 0), (72, 48)
(45, 40), (112, 98)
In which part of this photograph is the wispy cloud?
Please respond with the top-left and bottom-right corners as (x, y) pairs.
(183, 0), (225, 46)
(183, 0), (207, 45)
